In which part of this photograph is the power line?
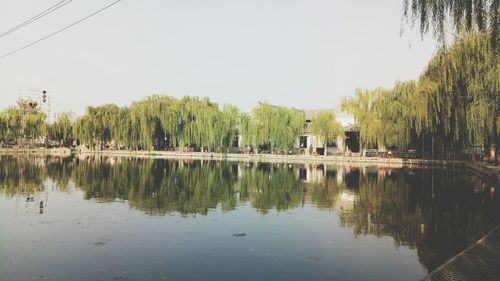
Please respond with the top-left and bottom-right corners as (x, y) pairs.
(0, 0), (74, 39)
(0, 0), (123, 61)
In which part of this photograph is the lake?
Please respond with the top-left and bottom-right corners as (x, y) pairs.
(0, 155), (499, 281)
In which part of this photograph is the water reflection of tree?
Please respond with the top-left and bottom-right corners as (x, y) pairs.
(0, 155), (46, 196)
(128, 160), (239, 215)
(69, 158), (239, 215)
(45, 156), (73, 191)
(0, 157), (345, 216)
(414, 169), (500, 271)
(238, 163), (305, 213)
(340, 167), (500, 272)
(309, 169), (344, 211)
(2, 156), (500, 273)
(341, 169), (423, 244)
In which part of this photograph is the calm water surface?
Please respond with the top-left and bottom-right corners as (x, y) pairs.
(0, 155), (499, 281)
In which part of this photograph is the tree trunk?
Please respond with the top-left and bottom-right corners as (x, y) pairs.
(362, 143), (367, 157)
(324, 136), (328, 156)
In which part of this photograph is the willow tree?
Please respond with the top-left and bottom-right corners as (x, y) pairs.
(24, 112), (47, 142)
(49, 112), (73, 146)
(246, 102), (274, 149)
(341, 89), (384, 155)
(377, 81), (423, 149)
(157, 96), (181, 148)
(68, 95), (243, 151)
(4, 99), (48, 144)
(177, 96), (221, 151)
(73, 104), (121, 149)
(0, 107), (20, 143)
(73, 115), (92, 148)
(310, 111), (344, 155)
(215, 104), (240, 151)
(129, 96), (168, 150)
(264, 106), (305, 152)
(114, 107), (133, 149)
(402, 0), (500, 50)
(459, 34), (499, 150)
(128, 96), (182, 150)
(129, 98), (160, 150)
(194, 97), (222, 151)
(239, 112), (254, 149)
(417, 33), (499, 157)
(242, 103), (305, 153)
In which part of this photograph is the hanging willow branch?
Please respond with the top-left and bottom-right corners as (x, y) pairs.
(402, 0), (500, 51)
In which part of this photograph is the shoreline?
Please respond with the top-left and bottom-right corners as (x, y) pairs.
(2, 147), (499, 181)
(0, 147), (466, 165)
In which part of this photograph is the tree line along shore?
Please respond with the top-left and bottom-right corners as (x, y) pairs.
(0, 33), (498, 162)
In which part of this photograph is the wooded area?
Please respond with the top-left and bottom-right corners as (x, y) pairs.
(0, 33), (498, 159)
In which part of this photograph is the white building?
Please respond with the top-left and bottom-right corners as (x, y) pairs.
(295, 106), (359, 155)
(234, 105), (360, 155)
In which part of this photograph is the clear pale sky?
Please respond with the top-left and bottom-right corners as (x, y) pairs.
(0, 0), (438, 117)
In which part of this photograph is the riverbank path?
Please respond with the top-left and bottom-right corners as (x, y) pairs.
(421, 224), (500, 281)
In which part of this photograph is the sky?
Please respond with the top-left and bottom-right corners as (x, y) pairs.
(0, 0), (438, 117)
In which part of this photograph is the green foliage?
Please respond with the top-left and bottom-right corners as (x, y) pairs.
(73, 104), (121, 148)
(3, 32), (495, 157)
(0, 95), (308, 152)
(49, 112), (73, 146)
(402, 0), (500, 50)
(3, 154), (497, 274)
(310, 111), (344, 155)
(343, 33), (499, 154)
(0, 100), (47, 144)
(217, 105), (240, 150)
(0, 156), (347, 216)
(238, 165), (305, 213)
(418, 33), (499, 153)
(241, 102), (305, 152)
(69, 96), (242, 151)
(341, 89), (383, 150)
(377, 81), (421, 149)
(176, 96), (223, 150)
(0, 107), (21, 142)
(0, 156), (47, 195)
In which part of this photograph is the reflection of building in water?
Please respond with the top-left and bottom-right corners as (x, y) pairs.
(3, 155), (500, 275)
(296, 164), (325, 183)
(334, 166), (349, 185)
(293, 164), (389, 188)
(343, 166), (360, 188)
(334, 190), (358, 212)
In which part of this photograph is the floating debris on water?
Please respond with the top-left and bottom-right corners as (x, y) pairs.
(307, 256), (320, 262)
